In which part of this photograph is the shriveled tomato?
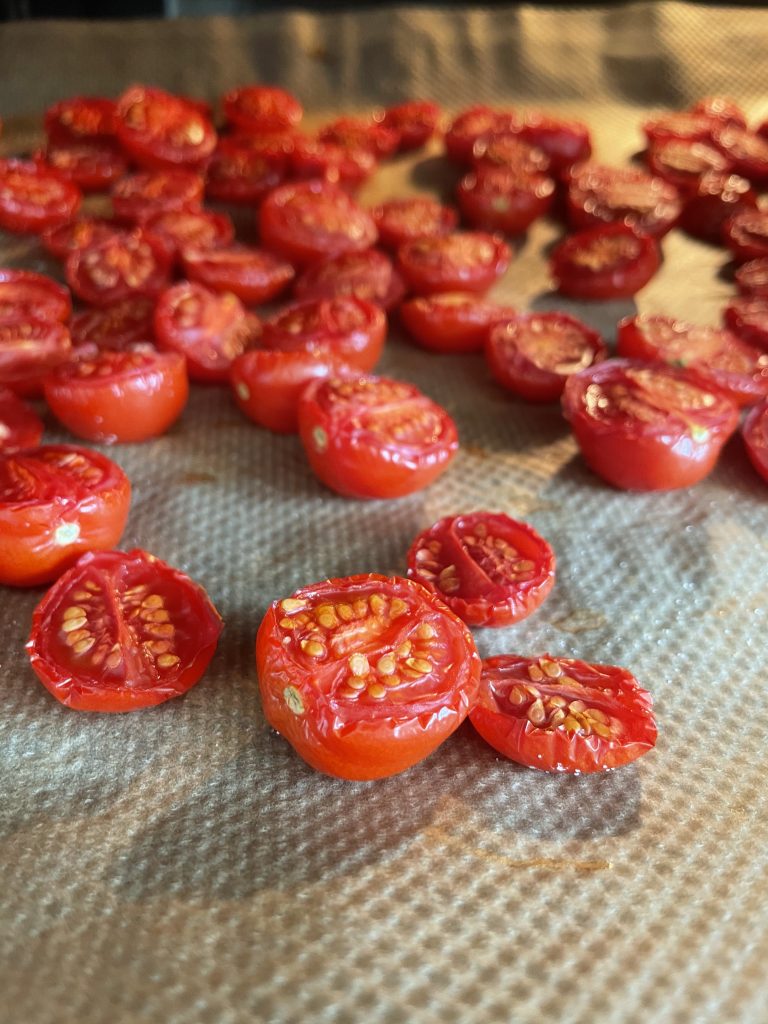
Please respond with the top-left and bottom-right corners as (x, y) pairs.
(70, 297), (156, 351)
(298, 375), (458, 499)
(444, 106), (522, 164)
(406, 512), (555, 627)
(27, 548), (222, 711)
(44, 347), (188, 444)
(116, 85), (217, 170)
(723, 296), (768, 351)
(471, 133), (550, 175)
(154, 281), (260, 383)
(743, 399), (768, 483)
(319, 116), (400, 158)
(734, 258), (768, 297)
(231, 348), (351, 433)
(370, 197), (458, 251)
(0, 387), (44, 451)
(65, 228), (172, 306)
(399, 292), (516, 354)
(111, 169), (204, 223)
(290, 137), (377, 191)
(712, 126), (768, 184)
(645, 139), (731, 193)
(377, 100), (441, 151)
(562, 359), (739, 490)
(0, 158), (81, 234)
(41, 217), (117, 261)
(181, 244), (294, 305)
(0, 444), (130, 587)
(205, 140), (287, 205)
(222, 85), (303, 133)
(486, 312), (607, 402)
(617, 314), (768, 407)
(517, 112), (592, 175)
(259, 180), (378, 267)
(38, 142), (128, 192)
(293, 249), (405, 310)
(256, 573), (481, 780)
(262, 298), (386, 372)
(567, 163), (682, 238)
(44, 96), (118, 146)
(397, 231), (511, 295)
(723, 209), (768, 262)
(141, 208), (234, 263)
(550, 224), (660, 300)
(457, 166), (555, 235)
(0, 269), (71, 322)
(469, 654), (657, 774)
(678, 170), (757, 242)
(0, 319), (72, 397)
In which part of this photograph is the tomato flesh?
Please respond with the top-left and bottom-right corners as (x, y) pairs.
(66, 228), (172, 306)
(205, 140), (287, 205)
(457, 166), (555, 235)
(290, 137), (378, 191)
(262, 297), (386, 372)
(181, 244), (294, 305)
(397, 231), (511, 294)
(0, 158), (81, 234)
(743, 399), (768, 484)
(469, 654), (657, 774)
(256, 573), (481, 780)
(723, 209), (768, 262)
(712, 126), (768, 185)
(734, 258), (768, 298)
(378, 101), (441, 151)
(370, 197), (458, 250)
(44, 97), (118, 147)
(222, 85), (303, 133)
(141, 208), (234, 263)
(293, 249), (405, 310)
(41, 217), (118, 261)
(0, 319), (72, 397)
(27, 548), (222, 711)
(116, 85), (217, 170)
(400, 292), (516, 354)
(679, 170), (757, 242)
(70, 297), (156, 351)
(0, 269), (71, 323)
(567, 163), (682, 238)
(551, 223), (660, 300)
(111, 169), (204, 223)
(0, 444), (131, 587)
(723, 296), (768, 351)
(0, 387), (44, 451)
(39, 142), (128, 192)
(645, 139), (731, 193)
(517, 112), (592, 175)
(319, 116), (400, 159)
(444, 106), (522, 164)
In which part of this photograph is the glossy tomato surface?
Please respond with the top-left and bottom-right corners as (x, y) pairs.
(66, 228), (172, 306)
(679, 171), (757, 243)
(0, 269), (71, 323)
(0, 319), (72, 397)
(378, 100), (441, 151)
(457, 166), (555, 235)
(39, 142), (128, 192)
(27, 548), (222, 711)
(743, 399), (768, 484)
(486, 312), (607, 402)
(222, 85), (303, 133)
(0, 445), (130, 587)
(256, 573), (481, 780)
(444, 106), (522, 164)
(181, 244), (294, 305)
(0, 159), (81, 233)
(41, 217), (117, 261)
(44, 347), (188, 444)
(370, 197), (458, 250)
(0, 387), (44, 451)
(566, 163), (681, 238)
(469, 654), (657, 774)
(645, 139), (731, 194)
(262, 297), (386, 372)
(551, 223), (660, 300)
(70, 297), (156, 351)
(205, 140), (287, 205)
(562, 359), (740, 490)
(298, 375), (458, 499)
(397, 231), (511, 295)
(44, 96), (118, 147)
(141, 208), (234, 262)
(400, 292), (516, 354)
(293, 249), (405, 310)
(111, 169), (204, 223)
(116, 85), (217, 170)
(517, 112), (592, 174)
(406, 512), (555, 627)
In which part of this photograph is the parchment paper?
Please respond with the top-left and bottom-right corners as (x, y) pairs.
(1, 5), (767, 1024)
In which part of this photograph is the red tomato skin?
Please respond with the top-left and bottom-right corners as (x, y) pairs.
(469, 654), (657, 774)
(712, 126), (768, 185)
(397, 231), (511, 295)
(26, 548), (222, 712)
(517, 113), (592, 175)
(70, 297), (156, 351)
(691, 96), (746, 130)
(298, 375), (459, 499)
(723, 297), (768, 352)
(734, 258), (768, 298)
(0, 387), (44, 451)
(41, 218), (118, 261)
(181, 245), (295, 306)
(371, 198), (459, 251)
(290, 138), (377, 192)
(230, 348), (351, 433)
(0, 269), (71, 323)
(0, 444), (131, 587)
(293, 249), (405, 311)
(645, 139), (731, 194)
(116, 86), (217, 171)
(444, 106), (522, 165)
(38, 143), (128, 193)
(222, 85), (303, 133)
(44, 348), (188, 444)
(65, 229), (172, 307)
(0, 159), (81, 234)
(679, 171), (757, 243)
(562, 359), (740, 491)
(400, 293), (516, 354)
(379, 100), (441, 151)
(111, 170), (204, 224)
(722, 210), (768, 263)
(205, 140), (287, 205)
(743, 399), (768, 483)
(141, 209), (234, 263)
(262, 298), (386, 373)
(255, 573), (481, 780)
(0, 319), (72, 398)
(566, 163), (682, 238)
(44, 97), (118, 147)
(319, 116), (400, 159)
(406, 512), (556, 627)
(457, 167), (555, 235)
(551, 224), (661, 300)
(642, 112), (721, 147)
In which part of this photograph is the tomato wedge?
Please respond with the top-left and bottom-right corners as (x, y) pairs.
(444, 106), (522, 164)
(0, 269), (71, 323)
(65, 228), (172, 306)
(517, 112), (592, 175)
(562, 359), (740, 490)
(262, 297), (386, 372)
(70, 297), (156, 351)
(469, 654), (657, 774)
(691, 96), (746, 130)
(111, 169), (204, 223)
(116, 85), (217, 170)
(550, 224), (660, 300)
(0, 387), (44, 451)
(406, 512), (555, 627)
(298, 375), (458, 499)
(27, 548), (222, 711)
(293, 249), (405, 310)
(256, 573), (481, 780)
(181, 244), (294, 305)
(712, 126), (768, 185)
(370, 197), (458, 251)
(743, 399), (768, 484)
(397, 231), (511, 295)
(0, 319), (72, 397)
(399, 292), (516, 354)
(471, 133), (551, 175)
(642, 112), (720, 147)
(567, 163), (682, 238)
(0, 159), (81, 234)
(0, 444), (130, 587)
(44, 347), (188, 444)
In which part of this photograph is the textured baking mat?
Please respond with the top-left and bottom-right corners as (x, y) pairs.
(1, 5), (768, 1024)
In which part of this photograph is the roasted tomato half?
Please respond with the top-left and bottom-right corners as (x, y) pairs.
(0, 387), (44, 451)
(115, 85), (217, 170)
(0, 158), (81, 234)
(0, 269), (71, 323)
(397, 231), (511, 295)
(400, 292), (517, 354)
(0, 319), (72, 397)
(550, 224), (660, 300)
(262, 297), (386, 372)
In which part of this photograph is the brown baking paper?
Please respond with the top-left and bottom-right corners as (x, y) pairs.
(1, 5), (768, 1023)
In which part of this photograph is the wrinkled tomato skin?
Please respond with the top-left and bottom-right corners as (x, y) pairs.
(256, 573), (481, 780)
(44, 348), (189, 444)
(0, 444), (131, 587)
(469, 654), (657, 774)
(551, 223), (660, 300)
(26, 548), (222, 712)
(298, 375), (459, 499)
(0, 319), (72, 397)
(0, 269), (71, 323)
(230, 348), (351, 433)
(262, 298), (386, 372)
(397, 231), (511, 295)
(562, 359), (740, 491)
(400, 293), (516, 354)
(406, 512), (556, 627)
(743, 400), (768, 484)
(181, 245), (295, 306)
(0, 387), (44, 451)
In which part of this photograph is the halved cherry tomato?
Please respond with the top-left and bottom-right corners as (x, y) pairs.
(377, 100), (441, 151)
(256, 573), (481, 780)
(27, 548), (222, 711)
(262, 298), (386, 372)
(65, 228), (172, 306)
(642, 112), (720, 146)
(290, 137), (377, 191)
(617, 314), (768, 407)
(154, 281), (260, 383)
(645, 139), (731, 193)
(116, 85), (217, 170)
(231, 348), (351, 433)
(743, 399), (768, 483)
(293, 249), (405, 310)
(111, 169), (204, 223)
(469, 654), (657, 774)
(181, 244), (294, 305)
(44, 347), (188, 444)
(550, 223), (660, 300)
(567, 163), (681, 238)
(44, 96), (118, 147)
(457, 166), (555, 234)
(319, 116), (400, 158)
(678, 170), (757, 243)
(690, 96), (746, 130)
(562, 359), (739, 490)
(406, 512), (555, 627)
(370, 197), (458, 251)
(712, 126), (768, 184)
(723, 296), (768, 351)
(141, 208), (234, 263)
(486, 312), (607, 402)
(0, 387), (44, 451)
(0, 159), (81, 234)
(723, 209), (768, 262)
(399, 292), (516, 354)
(298, 374), (458, 499)
(70, 297), (156, 351)
(222, 85), (303, 133)
(397, 231), (511, 295)
(41, 217), (117, 261)
(0, 319), (72, 397)
(0, 269), (71, 322)
(259, 180), (378, 267)
(444, 106), (522, 164)
(226, 128), (299, 162)
(517, 112), (592, 175)
(205, 140), (287, 205)
(471, 133), (550, 175)
(0, 444), (130, 587)
(38, 143), (127, 192)
(734, 258), (768, 297)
